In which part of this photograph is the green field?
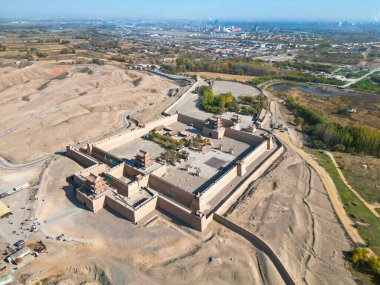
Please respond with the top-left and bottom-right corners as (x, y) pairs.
(337, 68), (370, 79)
(333, 152), (380, 205)
(309, 149), (380, 256)
(351, 79), (380, 94)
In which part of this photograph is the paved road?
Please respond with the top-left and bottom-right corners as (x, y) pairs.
(325, 151), (380, 218)
(0, 153), (55, 170)
(341, 67), (380, 88)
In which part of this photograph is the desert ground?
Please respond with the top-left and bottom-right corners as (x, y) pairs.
(226, 149), (355, 285)
(11, 156), (285, 285)
(6, 148), (357, 285)
(0, 60), (183, 163)
(0, 69), (358, 285)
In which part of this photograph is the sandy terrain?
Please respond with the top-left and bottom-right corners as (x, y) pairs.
(226, 149), (355, 285)
(8, 151), (355, 285)
(0, 60), (179, 163)
(0, 165), (42, 194)
(1, 69), (357, 284)
(16, 222), (285, 285)
(10, 155), (286, 285)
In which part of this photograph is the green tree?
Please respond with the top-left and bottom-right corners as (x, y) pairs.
(294, 117), (304, 126)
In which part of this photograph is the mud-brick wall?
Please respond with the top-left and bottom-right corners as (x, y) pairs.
(190, 214), (214, 232)
(91, 193), (107, 212)
(151, 165), (167, 177)
(149, 175), (194, 208)
(91, 146), (123, 166)
(106, 163), (124, 178)
(134, 196), (158, 222)
(106, 196), (135, 221)
(157, 196), (193, 224)
(94, 114), (179, 151)
(66, 147), (98, 167)
(224, 128), (264, 145)
(241, 141), (267, 167)
(123, 164), (142, 177)
(213, 212), (295, 285)
(78, 163), (108, 177)
(75, 190), (106, 213)
(76, 189), (88, 207)
(73, 174), (85, 187)
(158, 196), (213, 231)
(178, 113), (206, 129)
(216, 145), (284, 215)
(198, 165), (238, 210)
(104, 174), (129, 196)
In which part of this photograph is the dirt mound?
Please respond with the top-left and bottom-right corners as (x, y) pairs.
(0, 62), (178, 163)
(20, 264), (112, 285)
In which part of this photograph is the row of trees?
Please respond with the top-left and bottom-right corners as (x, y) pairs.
(296, 51), (364, 65)
(284, 95), (380, 156)
(368, 50), (380, 61)
(351, 248), (380, 277)
(162, 54), (277, 77)
(239, 94), (269, 115)
(249, 72), (344, 86)
(197, 86), (268, 115)
(274, 61), (337, 73)
(198, 86), (239, 113)
(370, 73), (380, 84)
(89, 39), (120, 49)
(60, 47), (76, 54)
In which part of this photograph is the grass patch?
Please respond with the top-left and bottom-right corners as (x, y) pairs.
(147, 133), (184, 150)
(309, 149), (380, 256)
(269, 83), (380, 130)
(333, 152), (380, 205)
(351, 79), (380, 95)
(197, 85), (268, 115)
(336, 68), (369, 79)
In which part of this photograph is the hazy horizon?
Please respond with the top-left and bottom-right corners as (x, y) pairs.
(1, 0), (380, 22)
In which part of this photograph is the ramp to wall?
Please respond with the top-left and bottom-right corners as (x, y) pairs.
(213, 213), (296, 285)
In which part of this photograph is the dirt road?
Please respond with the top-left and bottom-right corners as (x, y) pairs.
(325, 151), (380, 218)
(276, 131), (365, 246)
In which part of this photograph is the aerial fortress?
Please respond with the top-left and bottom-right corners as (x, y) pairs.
(66, 112), (284, 231)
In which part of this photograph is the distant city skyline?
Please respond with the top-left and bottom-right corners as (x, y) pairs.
(1, 0), (379, 21)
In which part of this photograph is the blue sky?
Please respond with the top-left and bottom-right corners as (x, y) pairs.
(1, 0), (379, 21)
